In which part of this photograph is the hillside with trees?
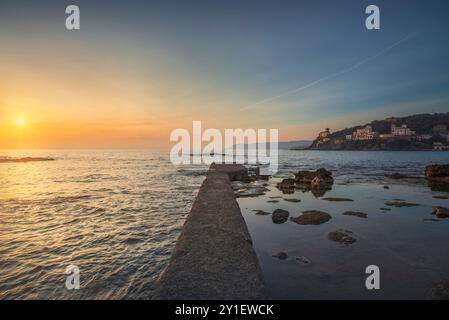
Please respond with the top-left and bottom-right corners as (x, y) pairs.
(310, 113), (449, 150)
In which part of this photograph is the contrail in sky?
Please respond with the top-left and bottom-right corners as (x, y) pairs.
(240, 31), (420, 111)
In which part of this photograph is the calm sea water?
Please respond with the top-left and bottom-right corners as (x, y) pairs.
(0, 150), (448, 299)
(0, 150), (207, 299)
(241, 150), (449, 299)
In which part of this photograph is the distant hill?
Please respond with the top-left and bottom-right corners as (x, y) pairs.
(279, 140), (313, 150)
(310, 113), (449, 150)
(233, 140), (312, 151)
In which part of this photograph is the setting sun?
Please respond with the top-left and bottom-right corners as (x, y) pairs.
(15, 116), (26, 127)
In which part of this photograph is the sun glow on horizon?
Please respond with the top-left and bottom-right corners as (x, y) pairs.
(15, 116), (26, 128)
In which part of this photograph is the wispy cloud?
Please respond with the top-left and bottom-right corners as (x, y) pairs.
(240, 31), (421, 112)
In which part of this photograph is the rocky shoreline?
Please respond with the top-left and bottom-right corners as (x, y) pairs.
(155, 162), (449, 299)
(238, 163), (449, 247)
(234, 163), (449, 298)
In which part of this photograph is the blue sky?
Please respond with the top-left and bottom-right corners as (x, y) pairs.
(1, 0), (448, 146)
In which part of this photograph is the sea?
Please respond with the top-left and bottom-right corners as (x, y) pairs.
(0, 149), (448, 299)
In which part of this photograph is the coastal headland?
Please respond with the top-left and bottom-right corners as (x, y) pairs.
(310, 113), (449, 151)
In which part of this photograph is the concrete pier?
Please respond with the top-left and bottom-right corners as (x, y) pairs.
(153, 164), (268, 300)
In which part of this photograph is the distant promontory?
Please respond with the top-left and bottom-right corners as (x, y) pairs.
(310, 113), (449, 151)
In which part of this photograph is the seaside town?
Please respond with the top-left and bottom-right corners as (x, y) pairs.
(314, 115), (449, 150)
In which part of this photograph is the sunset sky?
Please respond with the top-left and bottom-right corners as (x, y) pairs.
(1, 0), (449, 149)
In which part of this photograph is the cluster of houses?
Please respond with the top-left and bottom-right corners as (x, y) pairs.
(345, 124), (420, 141)
(345, 123), (448, 143)
(317, 119), (449, 150)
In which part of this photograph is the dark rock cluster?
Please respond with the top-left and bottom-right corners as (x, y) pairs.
(432, 206), (449, 218)
(276, 168), (334, 197)
(425, 164), (449, 182)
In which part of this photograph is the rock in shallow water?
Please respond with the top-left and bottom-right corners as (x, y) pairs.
(296, 256), (311, 264)
(432, 280), (449, 299)
(272, 252), (288, 260)
(342, 211), (368, 219)
(433, 195), (449, 200)
(276, 178), (295, 190)
(295, 168), (334, 187)
(432, 206), (449, 218)
(290, 210), (332, 225)
(234, 183), (269, 198)
(384, 200), (420, 207)
(272, 209), (290, 224)
(328, 230), (356, 245)
(294, 171), (318, 184)
(425, 164), (449, 183)
(322, 197), (354, 202)
(311, 176), (331, 191)
(387, 173), (408, 179)
(253, 210), (271, 216)
(276, 178), (296, 194)
(284, 198), (301, 203)
(423, 218), (440, 222)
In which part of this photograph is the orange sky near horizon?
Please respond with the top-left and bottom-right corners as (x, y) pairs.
(0, 49), (323, 149)
(2, 47), (441, 149)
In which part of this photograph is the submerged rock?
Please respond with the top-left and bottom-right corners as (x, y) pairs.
(384, 200), (420, 207)
(291, 210), (332, 225)
(234, 182), (269, 198)
(253, 210), (271, 216)
(432, 206), (449, 218)
(432, 280), (449, 299)
(322, 197), (354, 202)
(387, 173), (408, 179)
(328, 230), (356, 245)
(423, 218), (440, 222)
(296, 256), (311, 264)
(425, 164), (449, 183)
(284, 198), (301, 203)
(384, 185), (390, 189)
(428, 181), (449, 193)
(342, 211), (368, 219)
(433, 195), (449, 200)
(272, 252), (288, 260)
(272, 209), (290, 224)
(380, 207), (392, 212)
(267, 200), (280, 203)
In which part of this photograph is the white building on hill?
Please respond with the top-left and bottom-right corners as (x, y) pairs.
(391, 124), (415, 137)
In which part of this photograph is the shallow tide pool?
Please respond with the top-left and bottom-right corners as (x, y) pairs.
(238, 178), (449, 299)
